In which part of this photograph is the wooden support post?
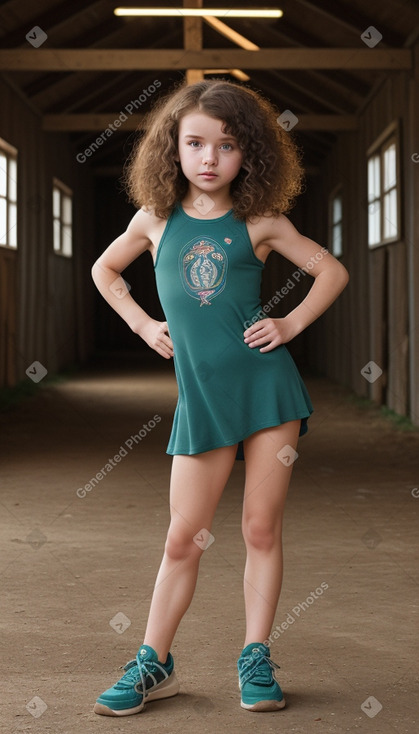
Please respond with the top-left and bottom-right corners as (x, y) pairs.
(184, 0), (204, 84)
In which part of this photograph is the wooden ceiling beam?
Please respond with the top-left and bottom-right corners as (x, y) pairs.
(43, 113), (358, 131)
(0, 48), (411, 71)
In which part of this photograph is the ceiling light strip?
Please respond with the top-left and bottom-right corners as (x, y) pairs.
(114, 8), (283, 19)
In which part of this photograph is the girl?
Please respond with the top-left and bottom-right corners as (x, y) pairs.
(91, 79), (349, 716)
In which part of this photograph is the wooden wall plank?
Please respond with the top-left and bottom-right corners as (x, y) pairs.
(406, 45), (419, 425)
(302, 45), (418, 424)
(0, 77), (96, 386)
(0, 250), (17, 386)
(368, 247), (387, 405)
(387, 243), (408, 415)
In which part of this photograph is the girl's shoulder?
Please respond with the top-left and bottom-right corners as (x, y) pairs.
(245, 212), (292, 264)
(246, 211), (290, 243)
(136, 205), (168, 224)
(128, 206), (168, 235)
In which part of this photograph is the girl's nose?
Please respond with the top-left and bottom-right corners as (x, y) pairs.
(202, 148), (216, 165)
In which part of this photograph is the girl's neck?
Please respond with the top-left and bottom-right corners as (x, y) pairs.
(181, 194), (233, 217)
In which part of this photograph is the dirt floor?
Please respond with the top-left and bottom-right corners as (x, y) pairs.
(1, 353), (418, 734)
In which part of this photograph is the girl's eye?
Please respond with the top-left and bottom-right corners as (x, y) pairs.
(187, 141), (234, 150)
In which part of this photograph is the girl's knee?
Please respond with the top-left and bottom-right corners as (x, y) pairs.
(164, 526), (203, 561)
(242, 516), (281, 552)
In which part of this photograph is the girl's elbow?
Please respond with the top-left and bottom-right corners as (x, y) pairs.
(339, 262), (350, 287)
(91, 261), (99, 282)
(91, 258), (105, 277)
(335, 263), (349, 296)
(91, 260), (105, 286)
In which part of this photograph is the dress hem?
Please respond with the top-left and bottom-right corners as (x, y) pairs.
(166, 411), (312, 456)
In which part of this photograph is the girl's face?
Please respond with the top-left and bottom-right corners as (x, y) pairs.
(177, 112), (243, 198)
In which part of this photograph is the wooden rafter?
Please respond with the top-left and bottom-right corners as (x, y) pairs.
(21, 24), (182, 106)
(237, 18), (367, 109)
(42, 113), (358, 131)
(0, 0), (105, 48)
(0, 48), (411, 71)
(51, 72), (164, 115)
(268, 70), (351, 115)
(28, 28), (182, 111)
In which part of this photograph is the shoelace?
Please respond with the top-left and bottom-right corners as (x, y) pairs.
(239, 652), (280, 688)
(115, 659), (139, 689)
(116, 656), (168, 695)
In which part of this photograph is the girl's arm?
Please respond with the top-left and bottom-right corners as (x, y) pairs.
(244, 214), (349, 352)
(91, 208), (174, 359)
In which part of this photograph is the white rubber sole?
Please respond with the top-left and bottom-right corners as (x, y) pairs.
(241, 696), (286, 712)
(93, 671), (180, 717)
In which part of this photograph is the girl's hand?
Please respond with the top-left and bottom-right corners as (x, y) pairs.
(136, 318), (174, 359)
(243, 317), (298, 353)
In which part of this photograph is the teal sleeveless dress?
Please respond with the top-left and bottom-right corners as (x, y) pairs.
(154, 203), (313, 459)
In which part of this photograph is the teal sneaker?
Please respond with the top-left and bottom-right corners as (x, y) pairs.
(237, 642), (285, 711)
(94, 644), (179, 716)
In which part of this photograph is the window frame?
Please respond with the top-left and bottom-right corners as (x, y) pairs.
(0, 137), (18, 250)
(329, 184), (343, 259)
(52, 177), (73, 258)
(367, 121), (401, 249)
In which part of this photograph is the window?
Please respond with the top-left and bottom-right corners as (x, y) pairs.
(0, 138), (18, 249)
(329, 187), (343, 258)
(53, 179), (72, 257)
(367, 127), (400, 248)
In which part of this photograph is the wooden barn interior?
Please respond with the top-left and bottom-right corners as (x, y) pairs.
(2, 3), (419, 729)
(0, 0), (418, 421)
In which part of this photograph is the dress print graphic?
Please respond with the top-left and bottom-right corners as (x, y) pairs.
(179, 236), (228, 306)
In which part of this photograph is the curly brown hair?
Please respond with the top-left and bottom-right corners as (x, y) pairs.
(124, 79), (304, 221)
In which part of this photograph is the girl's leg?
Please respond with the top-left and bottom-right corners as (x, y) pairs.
(143, 444), (237, 661)
(241, 420), (300, 646)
